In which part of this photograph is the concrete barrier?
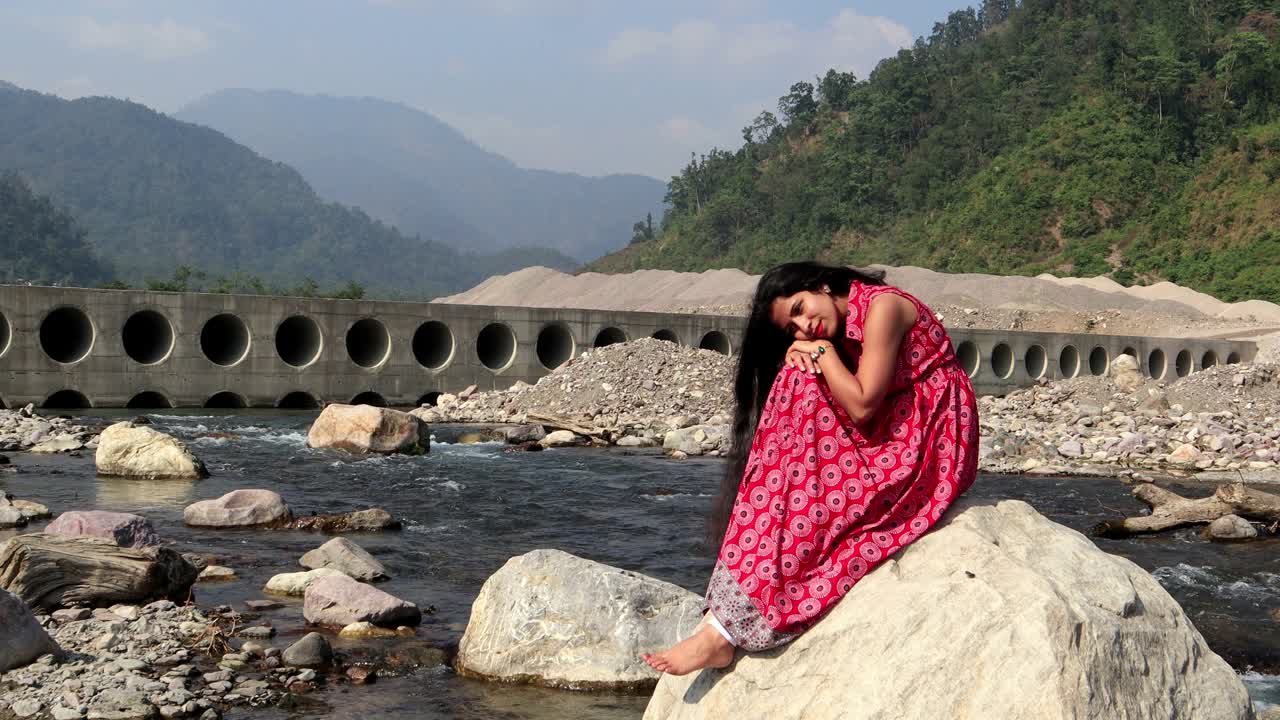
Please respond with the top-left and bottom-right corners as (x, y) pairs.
(0, 286), (1256, 408)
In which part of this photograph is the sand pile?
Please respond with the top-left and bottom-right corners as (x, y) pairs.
(435, 265), (1280, 340)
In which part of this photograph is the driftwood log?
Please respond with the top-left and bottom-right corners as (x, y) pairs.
(0, 534), (198, 610)
(1093, 482), (1280, 538)
(524, 411), (603, 438)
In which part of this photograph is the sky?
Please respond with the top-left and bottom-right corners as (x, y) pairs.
(0, 1), (967, 180)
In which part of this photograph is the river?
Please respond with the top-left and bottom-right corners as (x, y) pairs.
(1, 410), (1277, 717)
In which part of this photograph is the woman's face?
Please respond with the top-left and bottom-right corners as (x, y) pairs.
(770, 288), (844, 341)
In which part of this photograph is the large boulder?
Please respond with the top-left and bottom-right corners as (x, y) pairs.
(300, 537), (388, 581)
(457, 549), (703, 690)
(307, 404), (429, 455)
(0, 589), (58, 672)
(183, 489), (292, 528)
(0, 534), (198, 610)
(95, 422), (208, 480)
(662, 424), (729, 457)
(1110, 353), (1144, 393)
(644, 500), (1252, 720)
(302, 574), (421, 627)
(46, 510), (161, 548)
(289, 507), (400, 533)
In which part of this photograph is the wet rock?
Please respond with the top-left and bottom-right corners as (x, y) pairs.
(303, 574), (420, 628)
(299, 537), (388, 581)
(539, 430), (579, 447)
(0, 504), (28, 528)
(0, 589), (59, 672)
(10, 499), (52, 520)
(30, 436), (85, 453)
(263, 568), (348, 596)
(503, 424), (546, 444)
(339, 621), (397, 638)
(1205, 514), (1257, 541)
(47, 510), (162, 548)
(288, 508), (399, 533)
(345, 667), (377, 685)
(196, 566), (237, 582)
(457, 548), (701, 690)
(644, 500), (1252, 720)
(95, 422), (207, 480)
(183, 489), (292, 528)
(244, 599), (283, 611)
(282, 632), (332, 668)
(306, 404), (429, 455)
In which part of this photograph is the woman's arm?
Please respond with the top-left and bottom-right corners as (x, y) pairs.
(788, 294), (916, 424)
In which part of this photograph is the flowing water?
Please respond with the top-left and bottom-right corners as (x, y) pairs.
(2, 410), (1278, 717)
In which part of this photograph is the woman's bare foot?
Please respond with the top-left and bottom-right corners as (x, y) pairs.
(642, 623), (735, 676)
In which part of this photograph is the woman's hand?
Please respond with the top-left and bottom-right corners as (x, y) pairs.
(785, 340), (834, 373)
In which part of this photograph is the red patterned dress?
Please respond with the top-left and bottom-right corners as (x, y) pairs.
(706, 280), (979, 650)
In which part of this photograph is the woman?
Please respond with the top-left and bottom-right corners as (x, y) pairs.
(644, 261), (978, 675)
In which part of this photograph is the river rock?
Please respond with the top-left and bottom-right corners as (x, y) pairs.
(662, 424), (728, 457)
(289, 507), (400, 533)
(306, 404), (429, 455)
(95, 422), (208, 480)
(0, 504), (27, 528)
(457, 548), (702, 690)
(263, 568), (349, 596)
(46, 510), (161, 548)
(283, 632), (332, 667)
(197, 565), (237, 582)
(1110, 353), (1143, 393)
(10, 500), (51, 520)
(302, 574), (421, 627)
(86, 689), (153, 720)
(503, 424), (547, 444)
(0, 534), (199, 610)
(183, 489), (292, 528)
(644, 499), (1251, 720)
(539, 430), (579, 447)
(29, 436), (84, 453)
(1206, 514), (1258, 541)
(299, 538), (388, 581)
(0, 589), (58, 672)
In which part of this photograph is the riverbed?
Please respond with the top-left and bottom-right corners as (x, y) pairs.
(1, 409), (1277, 717)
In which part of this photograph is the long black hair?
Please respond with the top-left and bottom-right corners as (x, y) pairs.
(708, 262), (886, 545)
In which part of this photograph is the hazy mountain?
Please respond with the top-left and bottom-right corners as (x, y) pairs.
(0, 82), (574, 296)
(176, 89), (666, 262)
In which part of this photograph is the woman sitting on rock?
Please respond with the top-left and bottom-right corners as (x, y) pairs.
(644, 261), (979, 674)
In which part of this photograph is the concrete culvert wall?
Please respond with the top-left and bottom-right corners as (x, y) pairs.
(277, 315), (322, 368)
(205, 391), (248, 409)
(347, 318), (391, 368)
(991, 343), (1014, 379)
(43, 390), (90, 409)
(1176, 350), (1193, 377)
(413, 321), (453, 370)
(699, 330), (732, 355)
(536, 324), (574, 369)
(1147, 349), (1167, 379)
(0, 311), (10, 357)
(41, 307), (94, 364)
(652, 329), (678, 343)
(1024, 345), (1047, 379)
(956, 341), (979, 378)
(1201, 350), (1219, 369)
(1059, 346), (1080, 378)
(278, 391), (321, 409)
(351, 391), (387, 407)
(594, 326), (627, 348)
(1089, 346), (1110, 376)
(201, 314), (250, 367)
(477, 323), (517, 370)
(122, 310), (174, 365)
(126, 391), (172, 409)
(418, 392), (442, 407)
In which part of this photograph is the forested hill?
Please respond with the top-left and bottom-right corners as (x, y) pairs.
(594, 0), (1280, 303)
(0, 84), (575, 296)
(0, 174), (112, 285)
(176, 89), (667, 262)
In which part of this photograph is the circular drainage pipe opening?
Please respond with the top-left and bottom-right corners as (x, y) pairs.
(477, 323), (517, 371)
(278, 391), (322, 409)
(0, 311), (10, 357)
(1201, 350), (1219, 369)
(418, 392), (442, 407)
(351, 391), (387, 407)
(43, 390), (91, 409)
(126, 391), (172, 409)
(652, 329), (678, 344)
(205, 391), (248, 409)
(536, 324), (574, 369)
(347, 318), (391, 369)
(1147, 349), (1167, 379)
(1089, 346), (1109, 376)
(413, 321), (454, 370)
(1175, 350), (1193, 377)
(1024, 345), (1047, 379)
(956, 341), (980, 378)
(123, 310), (175, 365)
(277, 315), (322, 368)
(201, 314), (251, 367)
(1058, 346), (1080, 378)
(991, 343), (1014, 379)
(1227, 352), (1242, 365)
(594, 327), (627, 348)
(41, 307), (94, 364)
(699, 330), (731, 355)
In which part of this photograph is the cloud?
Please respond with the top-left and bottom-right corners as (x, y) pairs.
(367, 0), (586, 15)
(52, 15), (213, 60)
(603, 10), (911, 76)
